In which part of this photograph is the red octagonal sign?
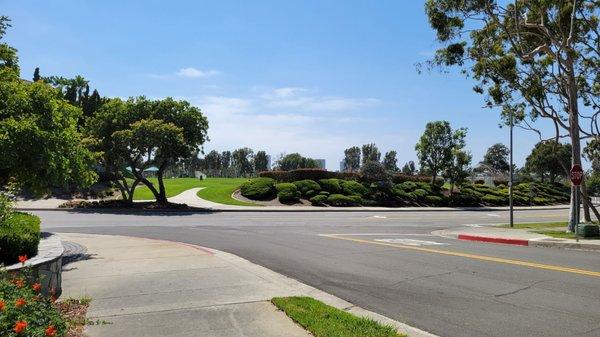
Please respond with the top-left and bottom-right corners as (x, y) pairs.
(570, 164), (584, 186)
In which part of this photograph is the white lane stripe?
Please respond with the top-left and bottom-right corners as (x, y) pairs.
(375, 238), (448, 246)
(318, 233), (434, 236)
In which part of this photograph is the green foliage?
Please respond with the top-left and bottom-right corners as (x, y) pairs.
(0, 268), (67, 337)
(293, 180), (321, 197)
(481, 194), (507, 205)
(343, 146), (361, 172)
(275, 183), (301, 203)
(415, 120), (467, 183)
(361, 143), (381, 165)
(588, 173), (600, 196)
(359, 161), (389, 183)
(425, 195), (445, 206)
(0, 193), (13, 224)
(254, 150), (270, 173)
(271, 296), (403, 337)
(481, 143), (510, 172)
(318, 191), (330, 196)
(260, 169), (359, 182)
(309, 194), (328, 206)
(525, 141), (571, 183)
(319, 179), (343, 194)
(327, 194), (361, 206)
(240, 178), (276, 200)
(341, 180), (368, 197)
(397, 181), (417, 192)
(276, 153), (319, 171)
(449, 193), (480, 207)
(382, 151), (398, 171)
(411, 188), (429, 199)
(0, 212), (40, 265)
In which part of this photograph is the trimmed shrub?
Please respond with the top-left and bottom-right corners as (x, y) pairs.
(0, 212), (41, 265)
(240, 178), (276, 200)
(293, 180), (321, 197)
(319, 179), (343, 194)
(412, 188), (429, 199)
(259, 169), (359, 182)
(397, 181), (417, 192)
(425, 195), (445, 206)
(416, 182), (433, 193)
(341, 180), (368, 197)
(305, 190), (318, 198)
(449, 193), (480, 207)
(359, 161), (389, 183)
(275, 183), (301, 203)
(392, 186), (412, 200)
(318, 191), (330, 196)
(481, 194), (507, 205)
(309, 194), (328, 206)
(327, 194), (360, 206)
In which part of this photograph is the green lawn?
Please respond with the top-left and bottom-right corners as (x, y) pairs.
(271, 297), (405, 337)
(496, 221), (568, 229)
(195, 178), (258, 206)
(531, 230), (600, 240)
(132, 177), (257, 206)
(132, 178), (205, 200)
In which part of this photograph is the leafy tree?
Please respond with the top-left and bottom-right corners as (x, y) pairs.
(525, 141), (572, 183)
(32, 67), (40, 81)
(232, 147), (254, 176)
(254, 151), (270, 172)
(87, 97), (208, 203)
(445, 149), (472, 195)
(361, 143), (381, 165)
(401, 161), (417, 175)
(423, 0), (600, 224)
(0, 17), (96, 192)
(343, 146), (361, 172)
(584, 139), (600, 173)
(382, 151), (398, 171)
(415, 121), (466, 183)
(276, 153), (318, 171)
(221, 151), (232, 170)
(204, 150), (221, 176)
(481, 143), (510, 173)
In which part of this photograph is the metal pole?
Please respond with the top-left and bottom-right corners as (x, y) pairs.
(509, 108), (514, 228)
(575, 186), (580, 242)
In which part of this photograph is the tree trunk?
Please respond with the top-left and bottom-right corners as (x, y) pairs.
(156, 162), (169, 204)
(566, 57), (585, 231)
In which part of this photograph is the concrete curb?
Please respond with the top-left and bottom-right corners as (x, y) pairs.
(438, 230), (600, 251)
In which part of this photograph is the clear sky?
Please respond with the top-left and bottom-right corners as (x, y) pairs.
(2, 0), (558, 170)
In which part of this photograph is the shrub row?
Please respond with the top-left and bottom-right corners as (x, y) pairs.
(240, 178), (276, 200)
(0, 212), (41, 265)
(258, 169), (359, 182)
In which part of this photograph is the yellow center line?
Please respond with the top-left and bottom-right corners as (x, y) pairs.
(321, 234), (600, 278)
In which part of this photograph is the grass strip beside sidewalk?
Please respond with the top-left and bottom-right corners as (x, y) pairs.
(272, 296), (405, 337)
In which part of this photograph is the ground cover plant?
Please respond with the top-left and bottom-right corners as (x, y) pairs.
(271, 296), (405, 337)
(0, 197), (40, 265)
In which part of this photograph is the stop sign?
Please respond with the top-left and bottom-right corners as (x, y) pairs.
(570, 164), (584, 186)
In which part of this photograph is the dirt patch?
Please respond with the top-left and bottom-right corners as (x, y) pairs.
(56, 298), (90, 337)
(232, 190), (312, 206)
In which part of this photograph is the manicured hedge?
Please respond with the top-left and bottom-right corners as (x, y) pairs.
(309, 194), (328, 206)
(0, 212), (41, 265)
(327, 194), (361, 206)
(240, 178), (276, 200)
(275, 183), (301, 203)
(293, 180), (321, 197)
(391, 173), (432, 184)
(319, 179), (343, 194)
(259, 169), (359, 182)
(341, 180), (369, 197)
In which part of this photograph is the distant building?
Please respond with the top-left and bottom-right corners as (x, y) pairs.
(314, 159), (326, 170)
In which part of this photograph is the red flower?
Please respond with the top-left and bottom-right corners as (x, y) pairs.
(0, 300), (4, 311)
(14, 321), (27, 334)
(13, 278), (25, 288)
(45, 325), (57, 336)
(32, 283), (42, 293)
(15, 298), (26, 308)
(18, 255), (28, 264)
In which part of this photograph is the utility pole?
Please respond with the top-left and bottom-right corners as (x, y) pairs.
(509, 108), (514, 228)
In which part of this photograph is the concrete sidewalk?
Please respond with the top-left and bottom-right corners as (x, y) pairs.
(59, 233), (435, 337)
(436, 225), (600, 251)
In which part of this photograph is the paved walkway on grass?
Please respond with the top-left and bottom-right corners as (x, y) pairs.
(59, 233), (435, 337)
(435, 225), (600, 250)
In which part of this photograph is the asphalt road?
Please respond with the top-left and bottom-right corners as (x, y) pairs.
(36, 208), (600, 337)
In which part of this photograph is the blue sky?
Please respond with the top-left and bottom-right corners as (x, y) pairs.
(3, 0), (556, 170)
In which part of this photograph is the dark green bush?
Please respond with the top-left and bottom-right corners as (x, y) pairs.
(359, 161), (389, 183)
(391, 173), (433, 184)
(425, 195), (445, 206)
(341, 180), (368, 196)
(327, 194), (360, 206)
(392, 186), (412, 200)
(411, 188), (429, 199)
(309, 194), (328, 206)
(449, 193), (480, 207)
(240, 178), (276, 200)
(588, 173), (600, 196)
(305, 190), (318, 198)
(276, 183), (301, 203)
(293, 180), (321, 197)
(482, 194), (507, 205)
(397, 181), (417, 192)
(0, 212), (41, 265)
(416, 182), (433, 193)
(318, 191), (330, 196)
(319, 179), (343, 194)
(259, 169), (359, 182)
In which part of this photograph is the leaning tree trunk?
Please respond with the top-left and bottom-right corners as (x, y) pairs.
(156, 164), (169, 204)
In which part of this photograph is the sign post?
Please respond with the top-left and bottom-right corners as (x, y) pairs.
(570, 165), (584, 242)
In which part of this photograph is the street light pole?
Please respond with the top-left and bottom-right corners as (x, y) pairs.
(509, 108), (514, 228)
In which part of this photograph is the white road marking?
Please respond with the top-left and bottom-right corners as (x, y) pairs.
(464, 224), (483, 228)
(318, 233), (433, 237)
(372, 215), (387, 219)
(486, 213), (501, 217)
(375, 238), (448, 246)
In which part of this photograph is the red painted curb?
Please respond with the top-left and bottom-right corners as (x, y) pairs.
(457, 234), (529, 246)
